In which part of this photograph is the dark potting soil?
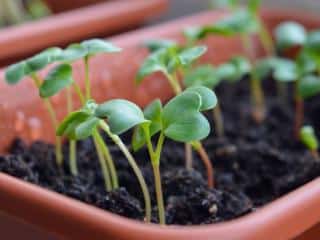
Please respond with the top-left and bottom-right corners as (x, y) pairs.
(0, 78), (320, 225)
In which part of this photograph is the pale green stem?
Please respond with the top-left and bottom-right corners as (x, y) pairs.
(143, 127), (166, 225)
(100, 121), (151, 223)
(257, 18), (275, 56)
(31, 73), (63, 166)
(95, 132), (119, 189)
(241, 34), (266, 123)
(84, 56), (91, 100)
(93, 130), (112, 191)
(66, 86), (78, 176)
(73, 81), (85, 104)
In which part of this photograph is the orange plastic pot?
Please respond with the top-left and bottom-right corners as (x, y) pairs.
(0, 0), (168, 66)
(0, 9), (319, 240)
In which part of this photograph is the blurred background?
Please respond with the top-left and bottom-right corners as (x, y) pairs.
(157, 0), (320, 23)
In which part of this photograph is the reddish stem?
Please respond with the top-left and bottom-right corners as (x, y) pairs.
(196, 143), (214, 188)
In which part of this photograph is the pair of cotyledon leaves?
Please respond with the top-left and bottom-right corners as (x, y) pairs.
(184, 0), (261, 42)
(5, 39), (121, 98)
(136, 42), (207, 84)
(57, 86), (217, 149)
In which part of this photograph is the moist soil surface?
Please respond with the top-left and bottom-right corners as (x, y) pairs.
(1, 78), (320, 225)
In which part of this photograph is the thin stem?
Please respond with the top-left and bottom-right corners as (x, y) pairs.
(95, 132), (119, 189)
(31, 73), (63, 166)
(93, 130), (112, 191)
(250, 72), (266, 123)
(69, 140), (77, 176)
(66, 86), (78, 176)
(258, 19), (275, 56)
(241, 34), (266, 123)
(2, 0), (25, 24)
(73, 81), (85, 104)
(192, 141), (214, 188)
(212, 103), (224, 138)
(100, 121), (151, 223)
(153, 164), (165, 225)
(84, 56), (91, 100)
(294, 80), (304, 139)
(165, 72), (182, 95)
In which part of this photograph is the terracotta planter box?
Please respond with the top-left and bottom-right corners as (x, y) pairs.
(0, 0), (168, 66)
(0, 8), (319, 240)
(44, 0), (107, 13)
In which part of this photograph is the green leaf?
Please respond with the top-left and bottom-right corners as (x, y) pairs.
(296, 51), (317, 76)
(132, 99), (163, 151)
(183, 27), (203, 42)
(215, 63), (237, 81)
(95, 99), (149, 135)
(273, 58), (298, 82)
(56, 111), (91, 137)
(59, 39), (121, 62)
(254, 57), (277, 80)
(58, 44), (87, 62)
(178, 46), (207, 66)
(162, 91), (211, 142)
(5, 47), (63, 84)
(305, 30), (320, 57)
(300, 125), (318, 150)
(144, 39), (177, 52)
(27, 47), (63, 72)
(212, 9), (259, 35)
(274, 22), (307, 51)
(81, 39), (121, 56)
(184, 65), (220, 89)
(5, 62), (28, 85)
(135, 48), (168, 84)
(75, 117), (100, 139)
(185, 86), (218, 111)
(39, 64), (73, 98)
(298, 75), (320, 99)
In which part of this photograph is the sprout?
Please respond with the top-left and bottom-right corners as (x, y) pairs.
(58, 99), (151, 222)
(136, 44), (213, 172)
(132, 86), (217, 224)
(58, 39), (121, 177)
(300, 126), (319, 160)
(5, 47), (64, 166)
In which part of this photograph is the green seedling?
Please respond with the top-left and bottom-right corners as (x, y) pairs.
(132, 86), (217, 224)
(184, 1), (270, 122)
(5, 47), (65, 166)
(136, 44), (213, 171)
(300, 125), (319, 160)
(57, 39), (122, 178)
(58, 99), (152, 222)
(256, 55), (320, 138)
(187, 0), (274, 55)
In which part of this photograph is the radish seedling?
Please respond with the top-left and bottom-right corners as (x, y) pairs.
(300, 125), (319, 160)
(136, 44), (213, 172)
(132, 86), (217, 224)
(57, 99), (152, 222)
(57, 39), (122, 181)
(5, 47), (65, 166)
